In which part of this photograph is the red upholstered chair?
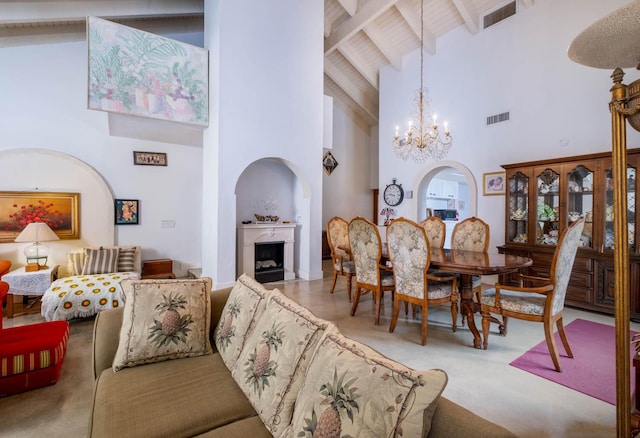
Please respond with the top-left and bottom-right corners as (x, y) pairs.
(0, 281), (70, 397)
(0, 260), (10, 306)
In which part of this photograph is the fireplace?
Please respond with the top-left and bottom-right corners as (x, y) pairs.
(254, 241), (284, 283)
(237, 223), (296, 281)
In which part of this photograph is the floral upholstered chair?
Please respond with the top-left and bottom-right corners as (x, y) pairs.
(386, 218), (458, 345)
(451, 217), (490, 325)
(480, 219), (585, 372)
(348, 216), (394, 325)
(326, 216), (356, 301)
(419, 217), (446, 249)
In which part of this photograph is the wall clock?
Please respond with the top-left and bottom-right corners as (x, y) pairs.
(383, 178), (404, 206)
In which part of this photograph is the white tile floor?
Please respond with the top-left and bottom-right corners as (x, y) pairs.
(268, 264), (638, 438)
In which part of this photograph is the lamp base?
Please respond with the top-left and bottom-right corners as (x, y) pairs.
(25, 263), (41, 272)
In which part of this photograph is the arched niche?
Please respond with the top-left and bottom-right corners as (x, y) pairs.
(0, 148), (114, 275)
(413, 161), (478, 221)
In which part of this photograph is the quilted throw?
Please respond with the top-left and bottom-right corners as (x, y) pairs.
(41, 272), (140, 321)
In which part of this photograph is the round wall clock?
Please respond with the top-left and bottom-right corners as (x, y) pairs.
(383, 178), (404, 206)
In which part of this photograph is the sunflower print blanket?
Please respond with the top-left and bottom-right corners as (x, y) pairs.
(41, 272), (140, 321)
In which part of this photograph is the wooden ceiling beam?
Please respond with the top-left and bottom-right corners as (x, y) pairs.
(451, 0), (479, 35)
(395, 0), (436, 55)
(336, 0), (358, 16)
(364, 22), (402, 71)
(325, 59), (378, 122)
(324, 0), (398, 55)
(338, 42), (379, 89)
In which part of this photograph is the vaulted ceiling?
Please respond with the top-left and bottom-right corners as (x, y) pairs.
(0, 0), (534, 127)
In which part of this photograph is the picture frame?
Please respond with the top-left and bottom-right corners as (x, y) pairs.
(425, 208), (433, 218)
(447, 199), (456, 209)
(133, 151), (167, 166)
(483, 172), (506, 196)
(115, 199), (139, 225)
(322, 151), (339, 175)
(0, 191), (80, 242)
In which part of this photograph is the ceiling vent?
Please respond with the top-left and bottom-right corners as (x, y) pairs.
(486, 112), (510, 126)
(483, 1), (516, 29)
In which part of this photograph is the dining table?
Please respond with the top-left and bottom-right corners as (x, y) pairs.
(427, 249), (533, 349)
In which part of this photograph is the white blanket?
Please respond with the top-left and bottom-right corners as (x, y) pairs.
(41, 272), (140, 321)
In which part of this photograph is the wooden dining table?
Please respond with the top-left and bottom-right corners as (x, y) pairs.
(427, 249), (533, 349)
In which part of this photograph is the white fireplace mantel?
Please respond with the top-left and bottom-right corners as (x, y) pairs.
(237, 223), (297, 280)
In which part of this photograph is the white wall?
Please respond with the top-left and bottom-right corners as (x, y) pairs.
(379, 0), (640, 252)
(203, 0), (324, 287)
(322, 104), (373, 227)
(0, 38), (204, 277)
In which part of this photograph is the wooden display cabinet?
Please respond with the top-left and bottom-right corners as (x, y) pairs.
(499, 149), (640, 319)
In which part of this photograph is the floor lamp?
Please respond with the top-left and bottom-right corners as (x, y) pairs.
(568, 2), (640, 437)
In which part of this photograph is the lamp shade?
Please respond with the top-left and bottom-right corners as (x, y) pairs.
(14, 222), (60, 243)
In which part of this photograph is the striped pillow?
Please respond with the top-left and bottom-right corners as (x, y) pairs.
(82, 248), (120, 275)
(117, 247), (136, 273)
(67, 252), (85, 276)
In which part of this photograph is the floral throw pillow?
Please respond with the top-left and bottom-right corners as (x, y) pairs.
(112, 278), (213, 372)
(231, 289), (337, 437)
(214, 273), (272, 369)
(285, 332), (448, 438)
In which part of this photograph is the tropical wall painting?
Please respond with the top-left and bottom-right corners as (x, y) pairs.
(87, 16), (209, 127)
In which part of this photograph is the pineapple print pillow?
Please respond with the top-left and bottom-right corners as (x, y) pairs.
(284, 332), (448, 438)
(231, 289), (338, 437)
(214, 273), (272, 369)
(113, 278), (213, 371)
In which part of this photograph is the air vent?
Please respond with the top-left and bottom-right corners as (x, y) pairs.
(486, 112), (510, 126)
(483, 1), (516, 29)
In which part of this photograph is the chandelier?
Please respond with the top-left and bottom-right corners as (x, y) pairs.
(392, 0), (452, 163)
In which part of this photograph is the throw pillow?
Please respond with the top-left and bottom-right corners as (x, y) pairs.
(286, 332), (448, 438)
(231, 289), (337, 437)
(112, 277), (213, 372)
(214, 273), (271, 369)
(116, 247), (136, 272)
(67, 252), (85, 276)
(82, 248), (120, 275)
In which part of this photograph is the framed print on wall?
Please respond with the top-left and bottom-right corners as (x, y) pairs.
(133, 151), (167, 166)
(115, 199), (139, 225)
(323, 151), (339, 175)
(0, 191), (80, 242)
(483, 172), (506, 196)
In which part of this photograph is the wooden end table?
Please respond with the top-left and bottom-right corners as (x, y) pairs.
(3, 265), (58, 318)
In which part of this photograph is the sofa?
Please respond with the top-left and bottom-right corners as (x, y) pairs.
(89, 275), (517, 438)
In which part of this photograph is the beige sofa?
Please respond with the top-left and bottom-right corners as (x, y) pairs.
(89, 279), (517, 438)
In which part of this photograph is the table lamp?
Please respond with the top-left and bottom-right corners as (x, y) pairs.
(14, 222), (60, 271)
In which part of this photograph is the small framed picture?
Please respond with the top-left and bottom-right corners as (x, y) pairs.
(133, 151), (167, 166)
(322, 151), (339, 175)
(483, 172), (506, 196)
(115, 199), (139, 225)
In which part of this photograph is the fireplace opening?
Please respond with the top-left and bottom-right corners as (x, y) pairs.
(254, 241), (284, 283)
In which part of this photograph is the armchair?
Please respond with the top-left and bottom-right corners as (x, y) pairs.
(480, 219), (585, 372)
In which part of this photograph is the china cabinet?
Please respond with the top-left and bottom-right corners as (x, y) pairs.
(498, 149), (640, 319)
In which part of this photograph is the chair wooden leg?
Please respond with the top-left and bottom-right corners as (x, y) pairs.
(330, 271), (338, 294)
(544, 318), (562, 372)
(374, 289), (382, 325)
(556, 316), (573, 358)
(404, 301), (409, 316)
(421, 302), (428, 345)
(451, 300), (458, 333)
(481, 308), (491, 350)
(350, 287), (361, 317)
(389, 296), (401, 333)
(346, 275), (353, 302)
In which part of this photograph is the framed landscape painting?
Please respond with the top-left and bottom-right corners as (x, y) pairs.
(87, 16), (209, 127)
(0, 191), (80, 242)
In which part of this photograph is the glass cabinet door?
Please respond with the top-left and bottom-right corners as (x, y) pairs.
(536, 168), (560, 246)
(604, 165), (636, 251)
(507, 171), (528, 244)
(567, 165), (593, 249)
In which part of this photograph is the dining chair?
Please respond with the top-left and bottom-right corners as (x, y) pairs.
(326, 216), (356, 301)
(348, 216), (394, 325)
(450, 217), (490, 324)
(386, 218), (458, 345)
(419, 217), (446, 249)
(480, 219), (585, 372)
(0, 260), (10, 307)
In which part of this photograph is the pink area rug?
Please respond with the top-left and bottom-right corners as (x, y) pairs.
(509, 318), (636, 405)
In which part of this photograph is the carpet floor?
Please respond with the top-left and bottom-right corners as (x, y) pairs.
(510, 318), (637, 405)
